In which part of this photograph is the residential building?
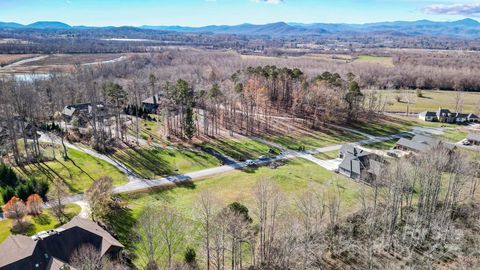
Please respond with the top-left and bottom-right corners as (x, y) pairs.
(0, 217), (123, 270)
(467, 132), (480, 146)
(394, 134), (456, 153)
(418, 108), (478, 124)
(142, 93), (164, 113)
(62, 102), (108, 125)
(338, 145), (385, 181)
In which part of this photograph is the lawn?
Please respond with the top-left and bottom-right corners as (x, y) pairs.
(128, 117), (166, 143)
(363, 138), (401, 150)
(15, 147), (128, 194)
(436, 129), (469, 143)
(314, 150), (340, 160)
(0, 203), (80, 244)
(266, 125), (366, 150)
(196, 138), (281, 161)
(364, 89), (480, 113)
(349, 115), (457, 137)
(111, 146), (221, 179)
(119, 158), (366, 268)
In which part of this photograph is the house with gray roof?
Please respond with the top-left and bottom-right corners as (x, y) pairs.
(62, 102), (108, 126)
(0, 217), (123, 270)
(338, 145), (385, 181)
(142, 93), (165, 113)
(467, 132), (480, 146)
(394, 134), (456, 153)
(419, 108), (478, 124)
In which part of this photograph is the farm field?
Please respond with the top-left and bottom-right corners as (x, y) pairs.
(355, 55), (394, 66)
(0, 54), (37, 67)
(367, 89), (480, 113)
(0, 203), (80, 244)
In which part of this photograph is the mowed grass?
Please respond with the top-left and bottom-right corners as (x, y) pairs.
(111, 146), (220, 179)
(355, 55), (394, 66)
(266, 126), (366, 150)
(15, 147), (128, 194)
(0, 203), (80, 244)
(128, 117), (166, 143)
(363, 139), (401, 150)
(436, 129), (469, 143)
(365, 89), (480, 113)
(121, 158), (366, 267)
(314, 150), (340, 160)
(349, 115), (457, 137)
(196, 138), (281, 161)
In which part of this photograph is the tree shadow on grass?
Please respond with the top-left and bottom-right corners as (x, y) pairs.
(105, 206), (136, 254)
(33, 214), (52, 226)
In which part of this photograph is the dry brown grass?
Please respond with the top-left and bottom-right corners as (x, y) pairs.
(0, 54), (36, 66)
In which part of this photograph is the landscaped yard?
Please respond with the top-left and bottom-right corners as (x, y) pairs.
(0, 203), (80, 244)
(314, 150), (340, 160)
(363, 138), (401, 150)
(119, 158), (366, 268)
(364, 89), (480, 113)
(111, 146), (221, 179)
(15, 147), (128, 194)
(348, 115), (457, 137)
(436, 129), (469, 143)
(196, 137), (280, 161)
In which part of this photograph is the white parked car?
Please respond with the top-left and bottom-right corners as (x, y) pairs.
(245, 160), (256, 166)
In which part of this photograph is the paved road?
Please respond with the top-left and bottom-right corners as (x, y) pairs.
(40, 128), (416, 208)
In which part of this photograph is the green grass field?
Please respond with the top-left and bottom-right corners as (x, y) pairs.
(0, 203), (80, 244)
(266, 126), (366, 150)
(196, 138), (280, 161)
(314, 150), (340, 160)
(363, 139), (401, 150)
(118, 158), (366, 268)
(355, 55), (394, 66)
(15, 147), (128, 194)
(111, 146), (220, 179)
(364, 89), (480, 113)
(349, 115), (457, 137)
(436, 129), (469, 143)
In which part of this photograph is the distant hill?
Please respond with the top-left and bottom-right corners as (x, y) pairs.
(1, 19), (480, 38)
(26, 21), (71, 29)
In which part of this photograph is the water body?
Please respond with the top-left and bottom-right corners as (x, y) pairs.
(0, 73), (51, 81)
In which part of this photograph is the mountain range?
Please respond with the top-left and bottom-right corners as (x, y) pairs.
(1, 19), (480, 38)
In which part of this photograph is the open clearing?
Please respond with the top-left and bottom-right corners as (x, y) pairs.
(0, 203), (80, 244)
(367, 89), (480, 113)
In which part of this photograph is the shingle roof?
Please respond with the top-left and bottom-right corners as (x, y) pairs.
(468, 114), (479, 119)
(396, 137), (430, 152)
(396, 134), (456, 152)
(0, 217), (123, 270)
(339, 145), (371, 175)
(420, 111), (437, 117)
(142, 93), (164, 104)
(468, 132), (480, 142)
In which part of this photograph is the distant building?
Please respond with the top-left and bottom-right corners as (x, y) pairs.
(0, 217), (123, 270)
(419, 108), (479, 124)
(394, 134), (456, 153)
(338, 145), (385, 181)
(142, 93), (165, 114)
(62, 102), (108, 125)
(467, 132), (480, 146)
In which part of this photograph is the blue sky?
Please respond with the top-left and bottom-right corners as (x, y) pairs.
(0, 0), (478, 26)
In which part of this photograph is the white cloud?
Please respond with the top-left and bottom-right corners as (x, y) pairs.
(423, 3), (480, 16)
(252, 0), (284, 4)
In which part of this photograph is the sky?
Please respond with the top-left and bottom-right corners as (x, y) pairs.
(0, 0), (479, 26)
